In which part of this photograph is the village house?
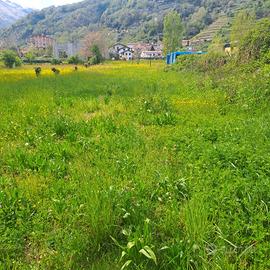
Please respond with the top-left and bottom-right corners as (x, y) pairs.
(108, 42), (163, 60)
(140, 50), (163, 59)
(29, 35), (54, 50)
(140, 44), (163, 59)
(182, 39), (190, 47)
(109, 43), (134, 60)
(128, 42), (163, 55)
(127, 43), (149, 53)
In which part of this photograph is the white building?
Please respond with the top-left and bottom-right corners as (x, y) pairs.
(140, 50), (163, 59)
(109, 43), (134, 60)
(53, 42), (82, 59)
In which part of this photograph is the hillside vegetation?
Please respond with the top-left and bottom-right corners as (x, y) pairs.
(1, 0), (270, 43)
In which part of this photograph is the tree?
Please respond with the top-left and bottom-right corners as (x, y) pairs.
(163, 11), (183, 55)
(188, 6), (209, 34)
(81, 31), (108, 60)
(230, 10), (255, 49)
(2, 50), (21, 68)
(90, 45), (103, 65)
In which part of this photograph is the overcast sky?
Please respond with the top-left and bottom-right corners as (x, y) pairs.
(12, 0), (82, 9)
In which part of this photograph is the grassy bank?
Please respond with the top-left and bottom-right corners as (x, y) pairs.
(0, 61), (269, 269)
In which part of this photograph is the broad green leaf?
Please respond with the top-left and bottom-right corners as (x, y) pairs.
(139, 246), (157, 265)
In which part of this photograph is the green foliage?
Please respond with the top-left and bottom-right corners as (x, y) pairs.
(238, 18), (270, 61)
(230, 10), (255, 49)
(51, 58), (62, 65)
(67, 55), (82, 65)
(138, 95), (177, 126)
(208, 36), (225, 54)
(172, 52), (229, 73)
(24, 51), (36, 64)
(163, 11), (183, 55)
(90, 45), (103, 65)
(1, 50), (22, 68)
(199, 52), (229, 71)
(262, 50), (270, 64)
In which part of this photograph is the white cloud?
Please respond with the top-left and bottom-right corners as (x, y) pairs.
(12, 0), (82, 9)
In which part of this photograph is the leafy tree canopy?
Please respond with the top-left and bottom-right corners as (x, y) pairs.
(163, 11), (183, 55)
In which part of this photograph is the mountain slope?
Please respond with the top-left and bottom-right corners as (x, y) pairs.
(190, 15), (229, 43)
(0, 0), (32, 29)
(1, 0), (269, 45)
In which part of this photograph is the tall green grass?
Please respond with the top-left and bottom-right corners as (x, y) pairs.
(0, 62), (269, 269)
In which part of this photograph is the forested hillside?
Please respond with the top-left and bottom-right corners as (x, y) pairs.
(1, 0), (270, 44)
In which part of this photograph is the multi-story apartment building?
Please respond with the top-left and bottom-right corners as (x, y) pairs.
(29, 35), (54, 50)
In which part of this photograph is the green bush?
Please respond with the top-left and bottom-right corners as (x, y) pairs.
(90, 55), (99, 65)
(239, 18), (270, 61)
(24, 51), (36, 64)
(67, 55), (82, 65)
(174, 55), (199, 70)
(2, 50), (22, 68)
(197, 52), (229, 71)
(51, 58), (62, 65)
(173, 52), (229, 72)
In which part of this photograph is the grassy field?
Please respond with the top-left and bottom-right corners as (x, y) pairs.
(0, 61), (269, 269)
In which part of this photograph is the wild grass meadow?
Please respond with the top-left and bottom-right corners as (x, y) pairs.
(0, 61), (269, 269)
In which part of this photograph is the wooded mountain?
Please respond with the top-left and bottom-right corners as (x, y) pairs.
(1, 0), (269, 45)
(0, 0), (32, 29)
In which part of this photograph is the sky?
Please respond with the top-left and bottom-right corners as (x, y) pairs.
(11, 0), (82, 9)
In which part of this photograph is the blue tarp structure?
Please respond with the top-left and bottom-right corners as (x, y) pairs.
(166, 51), (206, 64)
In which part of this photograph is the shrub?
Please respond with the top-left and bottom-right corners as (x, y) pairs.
(24, 52), (36, 64)
(68, 55), (82, 65)
(173, 52), (229, 72)
(90, 55), (99, 65)
(239, 18), (270, 61)
(2, 50), (22, 68)
(197, 52), (228, 71)
(51, 58), (62, 65)
(174, 55), (198, 71)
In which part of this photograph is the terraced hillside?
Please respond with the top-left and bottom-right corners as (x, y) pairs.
(190, 15), (229, 45)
